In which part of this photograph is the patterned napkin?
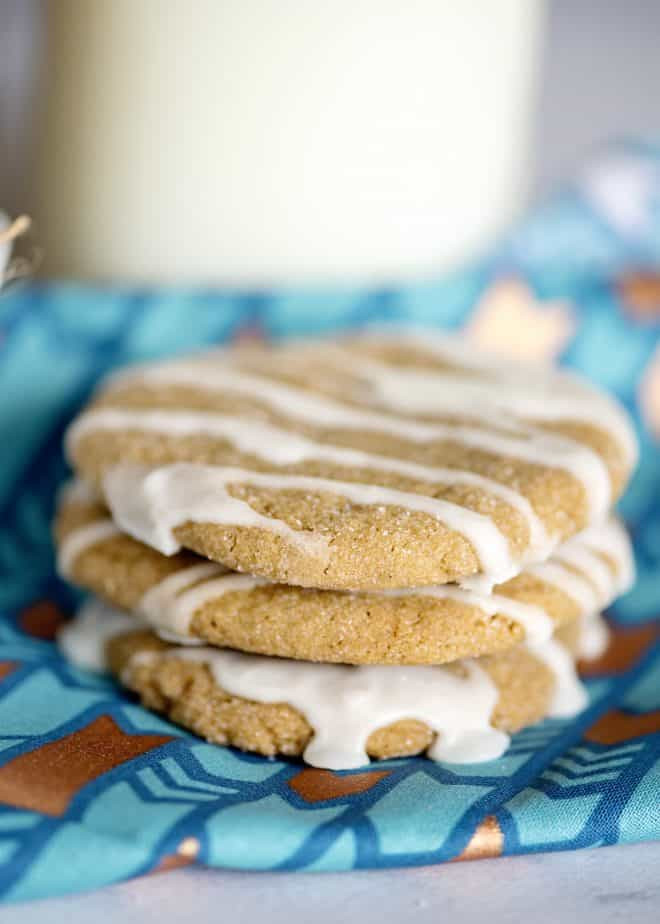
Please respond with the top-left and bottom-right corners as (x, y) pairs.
(0, 143), (658, 902)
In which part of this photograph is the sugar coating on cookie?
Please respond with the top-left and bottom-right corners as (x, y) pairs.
(59, 598), (585, 769)
(54, 488), (633, 665)
(64, 332), (636, 591)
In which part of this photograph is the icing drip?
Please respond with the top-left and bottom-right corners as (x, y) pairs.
(57, 520), (122, 577)
(552, 545), (614, 600)
(563, 520), (633, 660)
(353, 327), (571, 378)
(103, 462), (518, 585)
(60, 597), (588, 768)
(136, 564), (554, 645)
(551, 520), (634, 661)
(346, 327), (637, 461)
(138, 563), (267, 637)
(55, 485), (630, 651)
(526, 561), (601, 616)
(53, 514), (552, 646)
(56, 514), (279, 641)
(576, 519), (636, 595)
(527, 518), (634, 613)
(525, 559), (611, 661)
(104, 463), (330, 559)
(68, 406), (550, 563)
(62, 534), (555, 645)
(324, 339), (638, 469)
(106, 357), (613, 519)
(146, 646), (509, 769)
(577, 612), (610, 660)
(57, 597), (136, 672)
(384, 585), (554, 645)
(526, 637), (588, 717)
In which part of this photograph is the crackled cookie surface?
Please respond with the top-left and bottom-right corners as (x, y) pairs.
(65, 331), (636, 590)
(60, 598), (588, 768)
(55, 487), (632, 665)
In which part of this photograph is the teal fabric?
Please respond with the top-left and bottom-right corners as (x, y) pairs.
(0, 142), (658, 900)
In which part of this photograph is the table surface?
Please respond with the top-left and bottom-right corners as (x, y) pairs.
(2, 840), (657, 923)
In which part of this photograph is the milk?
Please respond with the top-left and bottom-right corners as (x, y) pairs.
(33, 0), (544, 284)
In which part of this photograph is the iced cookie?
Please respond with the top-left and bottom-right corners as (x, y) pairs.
(65, 331), (636, 591)
(55, 485), (632, 665)
(59, 597), (587, 769)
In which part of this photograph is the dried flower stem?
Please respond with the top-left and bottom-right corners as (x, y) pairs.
(0, 215), (31, 246)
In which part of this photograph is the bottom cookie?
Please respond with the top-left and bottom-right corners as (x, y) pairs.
(59, 598), (589, 769)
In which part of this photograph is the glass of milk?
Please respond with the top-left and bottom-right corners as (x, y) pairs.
(33, 0), (544, 285)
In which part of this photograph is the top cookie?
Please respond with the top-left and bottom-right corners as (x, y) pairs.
(66, 330), (636, 591)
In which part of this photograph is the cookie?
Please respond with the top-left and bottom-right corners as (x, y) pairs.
(65, 331), (636, 591)
(59, 597), (587, 768)
(55, 485), (632, 665)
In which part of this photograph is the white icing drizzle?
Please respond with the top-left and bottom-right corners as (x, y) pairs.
(577, 612), (610, 660)
(56, 525), (554, 647)
(60, 596), (588, 768)
(105, 356), (612, 519)
(384, 585), (554, 645)
(147, 645), (510, 769)
(496, 517), (631, 666)
(326, 336), (638, 469)
(527, 518), (634, 615)
(103, 462), (518, 586)
(57, 520), (122, 577)
(154, 627), (208, 646)
(136, 565), (554, 645)
(55, 491), (629, 652)
(56, 481), (631, 660)
(526, 637), (588, 718)
(103, 463), (330, 559)
(526, 561), (601, 616)
(56, 518), (551, 645)
(56, 513), (272, 641)
(554, 519), (633, 661)
(55, 516), (551, 644)
(138, 563), (267, 636)
(57, 597), (136, 672)
(138, 632), (587, 766)
(576, 519), (636, 595)
(68, 405), (550, 563)
(552, 545), (614, 601)
(110, 359), (467, 441)
(353, 326), (560, 378)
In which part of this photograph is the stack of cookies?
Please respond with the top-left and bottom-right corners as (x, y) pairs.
(54, 331), (636, 769)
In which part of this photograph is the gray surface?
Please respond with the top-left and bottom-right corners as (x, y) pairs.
(2, 841), (658, 922)
(0, 0), (44, 216)
(532, 0), (660, 195)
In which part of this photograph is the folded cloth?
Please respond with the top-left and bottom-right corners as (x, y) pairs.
(0, 143), (658, 902)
